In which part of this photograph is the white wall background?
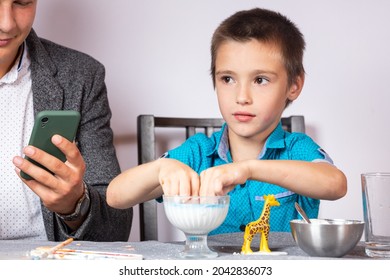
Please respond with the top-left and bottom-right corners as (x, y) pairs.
(34, 0), (390, 241)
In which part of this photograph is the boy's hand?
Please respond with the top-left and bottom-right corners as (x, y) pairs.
(158, 158), (200, 196)
(199, 162), (250, 196)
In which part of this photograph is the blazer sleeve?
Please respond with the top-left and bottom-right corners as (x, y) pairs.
(51, 60), (133, 241)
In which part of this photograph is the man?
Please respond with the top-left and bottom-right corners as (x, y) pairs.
(0, 0), (132, 241)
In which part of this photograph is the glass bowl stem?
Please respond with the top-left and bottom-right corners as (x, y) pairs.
(180, 233), (217, 259)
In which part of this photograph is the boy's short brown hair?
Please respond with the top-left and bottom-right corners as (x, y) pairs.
(211, 8), (305, 88)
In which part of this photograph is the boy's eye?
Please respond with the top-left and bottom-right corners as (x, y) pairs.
(255, 77), (269, 85)
(221, 76), (234, 84)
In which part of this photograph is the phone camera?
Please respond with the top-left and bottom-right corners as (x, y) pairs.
(41, 117), (49, 128)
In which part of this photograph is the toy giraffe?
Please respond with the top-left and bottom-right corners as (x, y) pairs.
(241, 194), (280, 254)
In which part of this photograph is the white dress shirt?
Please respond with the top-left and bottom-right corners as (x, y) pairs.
(0, 44), (47, 240)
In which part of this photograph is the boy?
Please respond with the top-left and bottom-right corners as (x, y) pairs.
(107, 8), (347, 234)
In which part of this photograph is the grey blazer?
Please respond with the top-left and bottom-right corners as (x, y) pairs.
(26, 29), (133, 241)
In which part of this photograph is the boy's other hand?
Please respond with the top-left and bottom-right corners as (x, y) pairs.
(199, 162), (250, 196)
(158, 158), (200, 196)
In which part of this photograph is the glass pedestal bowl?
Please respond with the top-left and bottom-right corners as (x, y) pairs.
(163, 195), (230, 259)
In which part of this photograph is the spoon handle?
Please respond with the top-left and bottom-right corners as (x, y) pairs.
(294, 202), (311, 223)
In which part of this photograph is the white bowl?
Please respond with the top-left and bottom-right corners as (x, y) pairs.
(163, 196), (229, 235)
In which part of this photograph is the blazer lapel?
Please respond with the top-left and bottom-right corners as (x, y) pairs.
(31, 68), (65, 115)
(26, 29), (65, 115)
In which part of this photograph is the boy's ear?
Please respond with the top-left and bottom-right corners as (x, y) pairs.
(287, 74), (304, 101)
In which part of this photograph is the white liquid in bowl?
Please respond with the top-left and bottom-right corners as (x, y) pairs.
(164, 200), (229, 235)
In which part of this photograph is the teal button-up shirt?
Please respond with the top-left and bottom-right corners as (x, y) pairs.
(165, 121), (332, 234)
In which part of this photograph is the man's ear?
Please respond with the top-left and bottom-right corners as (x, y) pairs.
(287, 74), (304, 101)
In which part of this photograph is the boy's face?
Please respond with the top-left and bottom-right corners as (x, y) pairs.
(0, 0), (37, 78)
(214, 39), (303, 142)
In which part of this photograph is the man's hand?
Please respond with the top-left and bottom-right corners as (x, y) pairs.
(13, 135), (86, 222)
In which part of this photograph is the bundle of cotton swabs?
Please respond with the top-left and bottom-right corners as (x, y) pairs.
(30, 238), (74, 260)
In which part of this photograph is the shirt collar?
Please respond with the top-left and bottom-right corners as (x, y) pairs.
(0, 42), (26, 84)
(217, 123), (230, 162)
(258, 122), (287, 158)
(17, 42), (25, 71)
(214, 121), (288, 161)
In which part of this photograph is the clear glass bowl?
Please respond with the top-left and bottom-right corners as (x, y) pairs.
(163, 195), (230, 259)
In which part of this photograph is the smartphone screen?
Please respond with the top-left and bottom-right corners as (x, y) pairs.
(20, 110), (81, 180)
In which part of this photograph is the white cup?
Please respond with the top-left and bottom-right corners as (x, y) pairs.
(361, 172), (390, 258)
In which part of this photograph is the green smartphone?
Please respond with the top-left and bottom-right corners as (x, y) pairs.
(20, 110), (81, 180)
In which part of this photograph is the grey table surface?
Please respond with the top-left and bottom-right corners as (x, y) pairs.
(0, 232), (368, 260)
